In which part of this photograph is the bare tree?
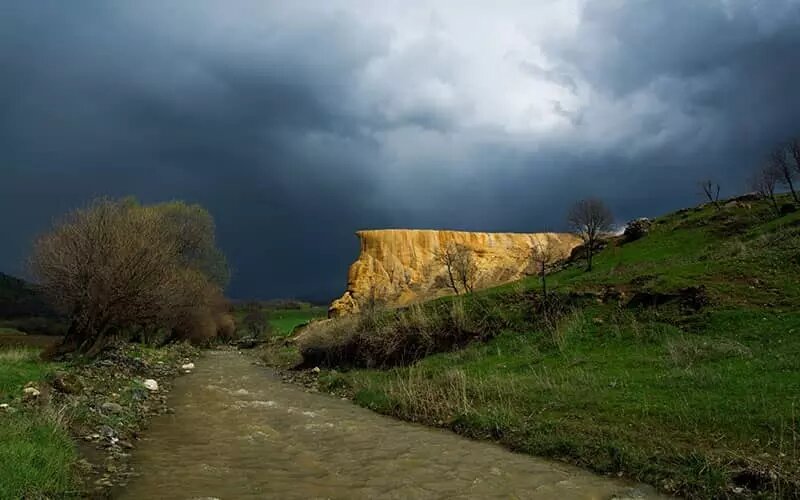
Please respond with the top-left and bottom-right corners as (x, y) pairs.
(242, 307), (271, 338)
(530, 236), (555, 299)
(790, 138), (800, 176)
(452, 245), (477, 294)
(362, 279), (383, 315)
(435, 242), (462, 294)
(698, 180), (722, 209)
(750, 164), (782, 216)
(770, 145), (799, 203)
(30, 198), (229, 357)
(434, 243), (478, 294)
(567, 199), (614, 272)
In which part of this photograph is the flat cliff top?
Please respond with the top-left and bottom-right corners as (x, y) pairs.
(356, 229), (563, 236)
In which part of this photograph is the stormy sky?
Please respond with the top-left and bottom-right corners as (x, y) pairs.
(1, 1), (799, 301)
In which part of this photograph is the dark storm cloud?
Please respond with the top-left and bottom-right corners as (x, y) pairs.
(0, 1), (392, 300)
(1, 1), (799, 301)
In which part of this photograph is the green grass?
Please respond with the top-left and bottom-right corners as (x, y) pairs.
(0, 410), (77, 499)
(0, 347), (78, 498)
(0, 341), (199, 498)
(0, 326), (26, 336)
(0, 347), (57, 400)
(268, 306), (326, 335)
(306, 196), (800, 498)
(233, 302), (326, 338)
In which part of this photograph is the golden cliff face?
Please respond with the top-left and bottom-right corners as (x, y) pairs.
(329, 229), (582, 317)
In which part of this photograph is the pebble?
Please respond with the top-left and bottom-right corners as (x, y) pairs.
(101, 402), (123, 414)
(143, 379), (159, 392)
(181, 363), (195, 371)
(22, 386), (41, 399)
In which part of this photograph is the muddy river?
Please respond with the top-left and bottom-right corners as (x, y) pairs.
(117, 350), (667, 499)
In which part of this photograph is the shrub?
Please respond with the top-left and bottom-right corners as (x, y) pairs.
(296, 299), (498, 369)
(623, 218), (652, 242)
(215, 313), (236, 341)
(30, 198), (230, 356)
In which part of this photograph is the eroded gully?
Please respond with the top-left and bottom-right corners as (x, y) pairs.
(116, 350), (668, 500)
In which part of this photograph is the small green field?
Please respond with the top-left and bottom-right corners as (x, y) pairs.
(268, 306), (326, 335)
(232, 302), (326, 337)
(301, 195), (800, 498)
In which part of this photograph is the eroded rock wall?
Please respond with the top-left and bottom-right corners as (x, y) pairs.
(329, 229), (582, 317)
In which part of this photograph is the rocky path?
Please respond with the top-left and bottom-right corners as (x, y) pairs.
(116, 350), (666, 499)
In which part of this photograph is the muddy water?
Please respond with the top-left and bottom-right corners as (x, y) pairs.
(118, 351), (666, 500)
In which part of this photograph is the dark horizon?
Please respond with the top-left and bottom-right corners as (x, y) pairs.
(2, 1), (799, 301)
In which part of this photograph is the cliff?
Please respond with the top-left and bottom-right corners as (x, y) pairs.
(329, 229), (582, 317)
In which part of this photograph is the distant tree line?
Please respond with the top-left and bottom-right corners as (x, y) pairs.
(30, 197), (233, 358)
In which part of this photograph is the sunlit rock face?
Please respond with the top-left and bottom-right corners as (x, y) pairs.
(329, 229), (582, 317)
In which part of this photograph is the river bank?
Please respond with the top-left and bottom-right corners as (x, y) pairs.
(0, 340), (198, 498)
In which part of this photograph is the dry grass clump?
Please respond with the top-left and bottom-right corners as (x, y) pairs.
(0, 347), (39, 363)
(666, 336), (751, 367)
(296, 299), (495, 369)
(369, 367), (528, 432)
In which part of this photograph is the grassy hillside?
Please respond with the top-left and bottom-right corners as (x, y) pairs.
(0, 272), (54, 319)
(288, 195), (800, 498)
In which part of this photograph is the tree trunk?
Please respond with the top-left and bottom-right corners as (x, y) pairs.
(786, 175), (799, 203)
(770, 195), (780, 216)
(586, 239), (594, 271)
(447, 266), (459, 294)
(540, 262), (547, 299)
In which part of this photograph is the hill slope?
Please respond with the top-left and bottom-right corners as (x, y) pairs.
(0, 272), (53, 318)
(291, 195), (800, 498)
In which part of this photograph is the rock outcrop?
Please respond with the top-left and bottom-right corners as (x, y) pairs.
(329, 229), (582, 317)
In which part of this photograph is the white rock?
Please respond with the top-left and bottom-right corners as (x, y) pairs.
(311, 367), (321, 374)
(143, 379), (159, 392)
(23, 387), (41, 398)
(0, 403), (10, 410)
(181, 363), (195, 370)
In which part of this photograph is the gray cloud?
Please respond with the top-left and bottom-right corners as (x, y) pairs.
(1, 1), (799, 301)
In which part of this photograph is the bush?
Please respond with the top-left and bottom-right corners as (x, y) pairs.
(623, 218), (652, 242)
(215, 313), (236, 341)
(296, 300), (496, 369)
(30, 198), (230, 356)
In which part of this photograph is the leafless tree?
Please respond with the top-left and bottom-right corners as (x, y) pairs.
(530, 236), (555, 299)
(750, 164), (782, 216)
(790, 138), (800, 176)
(698, 180), (722, 209)
(770, 145), (799, 203)
(362, 279), (383, 315)
(567, 199), (613, 272)
(30, 198), (229, 357)
(435, 242), (462, 294)
(452, 245), (477, 294)
(435, 242), (478, 294)
(242, 307), (271, 338)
